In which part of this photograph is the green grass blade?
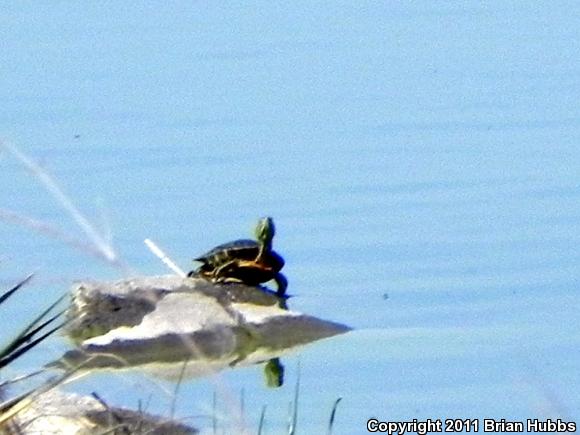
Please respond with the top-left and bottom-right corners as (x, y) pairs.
(327, 398), (343, 435)
(288, 362), (300, 435)
(257, 405), (266, 435)
(20, 294), (68, 336)
(0, 292), (67, 361)
(0, 274), (34, 306)
(0, 302), (66, 365)
(0, 322), (65, 369)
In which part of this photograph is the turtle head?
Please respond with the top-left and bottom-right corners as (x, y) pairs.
(255, 216), (275, 248)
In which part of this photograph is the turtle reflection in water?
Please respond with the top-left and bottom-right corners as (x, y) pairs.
(188, 217), (288, 297)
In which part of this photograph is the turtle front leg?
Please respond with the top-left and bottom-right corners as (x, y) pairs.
(273, 273), (288, 297)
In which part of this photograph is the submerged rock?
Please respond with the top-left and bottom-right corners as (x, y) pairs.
(8, 389), (197, 434)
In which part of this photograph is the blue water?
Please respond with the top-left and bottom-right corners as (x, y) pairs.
(1, 2), (579, 433)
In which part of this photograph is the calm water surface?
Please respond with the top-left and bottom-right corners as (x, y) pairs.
(1, 2), (579, 433)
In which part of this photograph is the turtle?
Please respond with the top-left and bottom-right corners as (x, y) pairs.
(188, 217), (288, 296)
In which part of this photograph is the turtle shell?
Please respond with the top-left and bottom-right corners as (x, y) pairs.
(195, 239), (284, 271)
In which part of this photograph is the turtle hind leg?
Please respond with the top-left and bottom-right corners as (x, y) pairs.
(211, 259), (238, 281)
(189, 261), (215, 279)
(187, 268), (207, 279)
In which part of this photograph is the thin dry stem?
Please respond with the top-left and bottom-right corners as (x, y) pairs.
(144, 239), (187, 277)
(1, 141), (118, 263)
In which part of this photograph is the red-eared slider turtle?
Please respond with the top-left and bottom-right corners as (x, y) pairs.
(188, 217), (288, 296)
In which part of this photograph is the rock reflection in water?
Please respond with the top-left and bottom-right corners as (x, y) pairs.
(53, 275), (350, 388)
